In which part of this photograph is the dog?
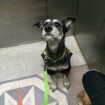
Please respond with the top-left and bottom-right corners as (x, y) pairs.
(78, 90), (91, 105)
(33, 17), (75, 92)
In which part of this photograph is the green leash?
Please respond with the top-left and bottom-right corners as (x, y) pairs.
(43, 49), (68, 105)
(44, 66), (49, 105)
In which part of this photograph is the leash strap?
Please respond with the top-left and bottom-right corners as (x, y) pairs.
(44, 67), (49, 105)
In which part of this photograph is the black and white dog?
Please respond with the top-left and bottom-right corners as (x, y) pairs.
(34, 17), (75, 92)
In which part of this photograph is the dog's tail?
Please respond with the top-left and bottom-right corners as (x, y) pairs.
(77, 90), (85, 98)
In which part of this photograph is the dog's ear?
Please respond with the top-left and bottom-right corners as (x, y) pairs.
(64, 17), (76, 29)
(33, 21), (43, 29)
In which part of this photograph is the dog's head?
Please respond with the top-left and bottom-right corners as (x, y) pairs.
(33, 17), (75, 42)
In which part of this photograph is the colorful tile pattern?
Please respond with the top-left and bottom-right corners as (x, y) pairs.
(0, 74), (69, 105)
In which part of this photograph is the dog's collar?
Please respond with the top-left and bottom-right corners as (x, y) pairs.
(44, 49), (67, 63)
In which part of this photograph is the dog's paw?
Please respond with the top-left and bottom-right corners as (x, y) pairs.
(63, 81), (70, 89)
(50, 84), (57, 92)
(78, 101), (84, 105)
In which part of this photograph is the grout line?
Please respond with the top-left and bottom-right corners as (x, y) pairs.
(45, 0), (48, 18)
(75, 0), (80, 18)
(74, 0), (80, 35)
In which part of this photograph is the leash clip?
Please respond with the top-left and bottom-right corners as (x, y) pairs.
(44, 65), (47, 71)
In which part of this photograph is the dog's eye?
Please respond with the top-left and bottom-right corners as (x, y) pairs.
(55, 22), (60, 27)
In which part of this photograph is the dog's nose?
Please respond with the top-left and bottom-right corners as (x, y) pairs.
(45, 26), (52, 32)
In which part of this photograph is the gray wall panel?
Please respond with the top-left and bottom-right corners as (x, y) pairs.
(89, 20), (105, 73)
(0, 0), (78, 48)
(0, 0), (46, 48)
(75, 0), (105, 64)
(47, 0), (78, 19)
(47, 0), (78, 35)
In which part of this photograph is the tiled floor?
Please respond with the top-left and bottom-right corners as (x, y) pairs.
(68, 64), (89, 105)
(0, 36), (86, 82)
(0, 36), (88, 105)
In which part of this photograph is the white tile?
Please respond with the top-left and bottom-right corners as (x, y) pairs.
(0, 36), (86, 82)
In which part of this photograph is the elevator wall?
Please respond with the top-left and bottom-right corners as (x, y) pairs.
(0, 0), (78, 48)
(75, 0), (105, 73)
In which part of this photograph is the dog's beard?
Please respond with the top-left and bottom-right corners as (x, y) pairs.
(43, 34), (63, 43)
(45, 34), (54, 41)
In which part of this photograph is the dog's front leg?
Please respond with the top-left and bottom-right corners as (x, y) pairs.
(78, 99), (84, 105)
(50, 74), (57, 92)
(63, 74), (70, 89)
